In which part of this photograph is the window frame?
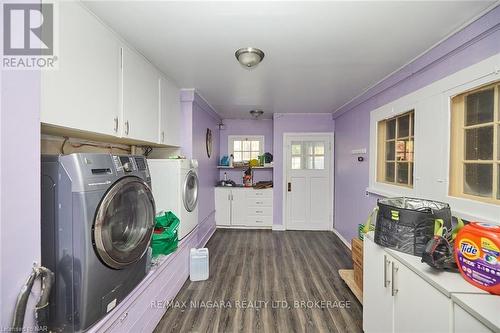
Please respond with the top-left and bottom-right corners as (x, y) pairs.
(449, 81), (500, 205)
(377, 110), (415, 188)
(228, 135), (265, 162)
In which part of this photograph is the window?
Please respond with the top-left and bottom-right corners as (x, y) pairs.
(291, 141), (325, 170)
(377, 110), (414, 187)
(450, 81), (499, 205)
(228, 136), (264, 162)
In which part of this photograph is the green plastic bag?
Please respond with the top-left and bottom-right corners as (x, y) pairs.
(151, 211), (180, 258)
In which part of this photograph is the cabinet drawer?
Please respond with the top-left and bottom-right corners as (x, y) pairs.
(246, 216), (272, 227)
(247, 197), (273, 207)
(246, 206), (272, 216)
(246, 190), (273, 199)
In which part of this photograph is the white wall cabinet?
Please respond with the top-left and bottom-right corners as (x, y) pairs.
(215, 188), (273, 228)
(42, 2), (120, 136)
(159, 76), (182, 146)
(121, 46), (159, 143)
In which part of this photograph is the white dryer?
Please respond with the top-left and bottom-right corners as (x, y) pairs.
(148, 159), (199, 240)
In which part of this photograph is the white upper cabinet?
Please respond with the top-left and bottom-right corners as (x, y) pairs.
(121, 46), (160, 143)
(41, 2), (120, 136)
(159, 76), (182, 146)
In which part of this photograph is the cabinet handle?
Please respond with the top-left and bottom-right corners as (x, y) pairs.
(161, 131), (165, 142)
(256, 210), (263, 214)
(125, 121), (130, 135)
(113, 117), (118, 133)
(228, 194), (231, 201)
(391, 262), (398, 296)
(383, 255), (390, 288)
(255, 220), (263, 223)
(119, 312), (128, 322)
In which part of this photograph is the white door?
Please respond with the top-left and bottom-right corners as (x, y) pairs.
(363, 235), (394, 333)
(393, 262), (450, 333)
(41, 2), (120, 136)
(215, 189), (231, 226)
(121, 45), (160, 143)
(285, 134), (332, 230)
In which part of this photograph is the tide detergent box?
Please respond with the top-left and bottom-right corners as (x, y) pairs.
(455, 222), (500, 295)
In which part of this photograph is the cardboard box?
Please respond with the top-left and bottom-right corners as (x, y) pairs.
(351, 238), (363, 289)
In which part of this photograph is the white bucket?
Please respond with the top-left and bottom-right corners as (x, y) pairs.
(190, 248), (209, 281)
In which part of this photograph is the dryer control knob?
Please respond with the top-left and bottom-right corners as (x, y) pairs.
(123, 162), (133, 172)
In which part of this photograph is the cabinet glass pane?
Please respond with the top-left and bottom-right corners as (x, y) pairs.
(397, 163), (409, 185)
(396, 140), (413, 162)
(464, 163), (493, 197)
(314, 156), (325, 170)
(465, 89), (494, 125)
(386, 141), (395, 161)
(385, 162), (395, 182)
(291, 157), (301, 170)
(386, 119), (396, 140)
(398, 115), (410, 138)
(465, 126), (493, 160)
(233, 140), (241, 151)
(251, 141), (260, 151)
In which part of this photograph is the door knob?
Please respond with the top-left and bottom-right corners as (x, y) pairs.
(288, 182), (291, 192)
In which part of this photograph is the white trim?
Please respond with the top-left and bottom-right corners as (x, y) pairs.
(228, 135), (264, 161)
(368, 53), (500, 223)
(216, 225), (272, 230)
(272, 224), (286, 231)
(282, 132), (335, 231)
(332, 228), (351, 250)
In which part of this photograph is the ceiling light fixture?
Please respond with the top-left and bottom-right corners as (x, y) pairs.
(249, 109), (264, 119)
(235, 47), (265, 68)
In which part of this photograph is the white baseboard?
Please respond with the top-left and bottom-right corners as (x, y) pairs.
(272, 224), (286, 231)
(216, 225), (272, 230)
(332, 228), (351, 250)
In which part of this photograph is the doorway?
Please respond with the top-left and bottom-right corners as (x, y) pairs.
(284, 133), (333, 230)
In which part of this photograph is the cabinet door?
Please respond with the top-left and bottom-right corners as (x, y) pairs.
(363, 236), (394, 333)
(41, 2), (120, 136)
(215, 189), (231, 226)
(393, 261), (451, 333)
(159, 76), (181, 146)
(121, 46), (159, 143)
(231, 190), (247, 226)
(453, 303), (492, 333)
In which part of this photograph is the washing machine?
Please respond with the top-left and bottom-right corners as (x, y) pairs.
(41, 153), (156, 332)
(148, 159), (199, 240)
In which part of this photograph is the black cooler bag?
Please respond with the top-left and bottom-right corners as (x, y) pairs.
(374, 197), (452, 256)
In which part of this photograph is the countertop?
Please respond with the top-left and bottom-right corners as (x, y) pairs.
(365, 232), (486, 297)
(451, 293), (500, 332)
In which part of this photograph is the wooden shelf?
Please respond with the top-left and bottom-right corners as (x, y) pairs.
(339, 269), (363, 304)
(217, 166), (273, 169)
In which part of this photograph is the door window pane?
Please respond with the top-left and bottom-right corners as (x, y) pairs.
(233, 141), (241, 151)
(466, 89), (494, 125)
(314, 143), (325, 155)
(292, 157), (301, 170)
(465, 126), (493, 160)
(386, 119), (396, 140)
(233, 152), (242, 162)
(251, 152), (260, 160)
(314, 156), (325, 170)
(397, 115), (410, 138)
(292, 144), (301, 155)
(242, 152), (251, 161)
(464, 163), (493, 197)
(397, 163), (409, 185)
(242, 140), (251, 151)
(306, 155), (313, 169)
(385, 163), (395, 182)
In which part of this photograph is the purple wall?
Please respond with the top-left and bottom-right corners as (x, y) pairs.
(272, 113), (335, 226)
(218, 118), (273, 184)
(333, 6), (500, 242)
(1, 72), (41, 327)
(181, 90), (221, 241)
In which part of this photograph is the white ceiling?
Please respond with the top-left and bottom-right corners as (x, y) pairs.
(84, 1), (495, 119)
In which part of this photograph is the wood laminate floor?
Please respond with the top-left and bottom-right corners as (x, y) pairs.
(154, 229), (362, 333)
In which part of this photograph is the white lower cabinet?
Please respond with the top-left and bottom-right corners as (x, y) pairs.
(453, 304), (491, 333)
(364, 235), (455, 333)
(215, 188), (273, 228)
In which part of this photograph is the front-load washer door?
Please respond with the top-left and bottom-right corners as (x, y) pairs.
(94, 176), (155, 269)
(183, 170), (199, 212)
